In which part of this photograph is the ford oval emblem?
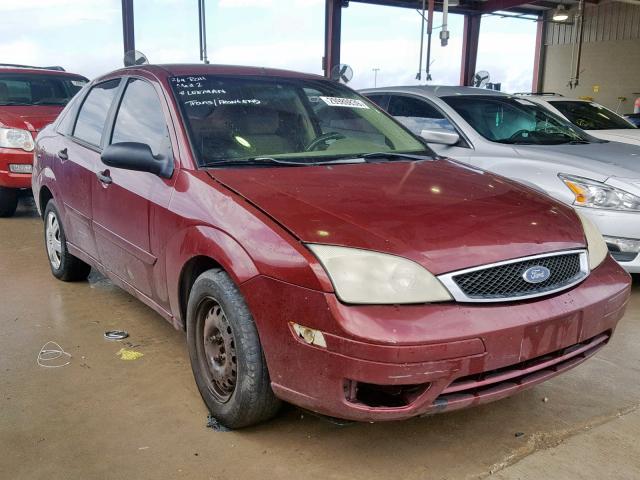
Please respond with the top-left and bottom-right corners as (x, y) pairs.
(522, 266), (551, 284)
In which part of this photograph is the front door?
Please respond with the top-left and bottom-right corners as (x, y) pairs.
(91, 78), (175, 299)
(386, 94), (472, 161)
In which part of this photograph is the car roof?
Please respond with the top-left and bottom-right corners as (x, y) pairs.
(514, 93), (568, 102)
(0, 64), (87, 80)
(360, 85), (509, 99)
(99, 63), (327, 82)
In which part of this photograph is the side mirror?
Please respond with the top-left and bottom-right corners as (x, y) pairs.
(101, 142), (173, 179)
(420, 128), (460, 146)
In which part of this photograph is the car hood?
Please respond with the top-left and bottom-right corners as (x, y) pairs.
(513, 141), (640, 179)
(210, 159), (586, 274)
(586, 129), (640, 146)
(0, 105), (63, 132)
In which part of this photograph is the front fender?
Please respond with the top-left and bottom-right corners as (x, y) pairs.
(164, 225), (260, 324)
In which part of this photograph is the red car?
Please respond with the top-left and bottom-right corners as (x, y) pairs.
(32, 64), (630, 428)
(0, 64), (88, 216)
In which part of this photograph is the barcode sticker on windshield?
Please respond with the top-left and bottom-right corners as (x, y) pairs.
(320, 96), (369, 109)
(71, 80), (87, 86)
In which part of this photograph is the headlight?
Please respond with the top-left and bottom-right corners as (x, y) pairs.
(0, 127), (35, 152)
(575, 211), (608, 269)
(560, 174), (640, 211)
(308, 244), (452, 304)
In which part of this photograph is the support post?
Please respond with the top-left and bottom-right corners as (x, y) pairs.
(324, 0), (343, 77)
(459, 14), (481, 86)
(532, 15), (546, 93)
(121, 0), (135, 58)
(198, 0), (209, 64)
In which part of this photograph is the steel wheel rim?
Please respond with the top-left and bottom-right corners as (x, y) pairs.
(197, 297), (237, 403)
(46, 212), (62, 270)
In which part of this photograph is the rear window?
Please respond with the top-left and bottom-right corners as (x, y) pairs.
(0, 73), (88, 106)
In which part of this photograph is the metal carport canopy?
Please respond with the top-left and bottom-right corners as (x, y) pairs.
(323, 0), (555, 86)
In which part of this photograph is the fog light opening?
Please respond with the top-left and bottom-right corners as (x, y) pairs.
(291, 323), (327, 348)
(605, 236), (640, 263)
(344, 380), (430, 408)
(604, 236), (640, 253)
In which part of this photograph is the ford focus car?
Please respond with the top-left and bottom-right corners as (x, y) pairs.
(362, 86), (640, 272)
(32, 65), (630, 428)
(0, 64), (88, 216)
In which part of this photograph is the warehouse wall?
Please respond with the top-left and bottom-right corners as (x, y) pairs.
(541, 2), (640, 113)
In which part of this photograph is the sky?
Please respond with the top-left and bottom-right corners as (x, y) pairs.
(0, 0), (537, 92)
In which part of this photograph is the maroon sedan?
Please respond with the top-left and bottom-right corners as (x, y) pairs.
(32, 64), (630, 428)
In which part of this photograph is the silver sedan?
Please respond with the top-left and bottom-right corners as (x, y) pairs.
(361, 86), (640, 272)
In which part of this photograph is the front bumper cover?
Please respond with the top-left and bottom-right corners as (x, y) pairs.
(241, 255), (630, 422)
(0, 148), (34, 189)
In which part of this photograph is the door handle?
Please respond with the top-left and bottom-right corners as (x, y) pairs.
(96, 170), (112, 185)
(57, 148), (68, 160)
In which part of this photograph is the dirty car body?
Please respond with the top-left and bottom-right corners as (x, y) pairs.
(32, 65), (630, 426)
(0, 65), (88, 216)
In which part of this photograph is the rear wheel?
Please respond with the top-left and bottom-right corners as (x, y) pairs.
(0, 187), (18, 217)
(44, 200), (91, 281)
(186, 269), (280, 428)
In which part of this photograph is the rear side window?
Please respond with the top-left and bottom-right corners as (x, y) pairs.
(111, 79), (170, 157)
(387, 95), (456, 134)
(73, 79), (120, 146)
(365, 94), (389, 109)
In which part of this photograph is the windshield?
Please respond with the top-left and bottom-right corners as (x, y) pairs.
(549, 100), (636, 130)
(0, 73), (88, 106)
(170, 75), (432, 166)
(442, 95), (593, 145)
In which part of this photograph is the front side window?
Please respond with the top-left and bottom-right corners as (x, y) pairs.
(73, 79), (120, 147)
(169, 75), (430, 166)
(387, 95), (456, 134)
(443, 95), (593, 145)
(111, 79), (171, 157)
(549, 100), (636, 130)
(0, 74), (87, 106)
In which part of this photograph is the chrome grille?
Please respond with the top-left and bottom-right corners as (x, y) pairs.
(438, 250), (589, 302)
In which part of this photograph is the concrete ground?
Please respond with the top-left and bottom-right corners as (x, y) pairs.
(1, 197), (639, 480)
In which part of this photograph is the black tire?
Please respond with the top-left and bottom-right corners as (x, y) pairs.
(0, 187), (18, 217)
(186, 269), (280, 428)
(43, 200), (91, 282)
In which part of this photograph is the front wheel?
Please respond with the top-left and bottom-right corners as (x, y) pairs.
(0, 187), (18, 217)
(186, 269), (280, 428)
(43, 200), (91, 281)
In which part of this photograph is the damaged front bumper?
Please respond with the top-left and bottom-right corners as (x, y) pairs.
(241, 255), (630, 422)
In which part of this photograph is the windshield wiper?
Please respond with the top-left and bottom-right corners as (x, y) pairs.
(359, 152), (435, 162)
(202, 157), (307, 168)
(32, 100), (68, 105)
(202, 156), (364, 168)
(0, 101), (32, 106)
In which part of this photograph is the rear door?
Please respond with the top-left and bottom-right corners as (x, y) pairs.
(91, 77), (175, 299)
(60, 79), (121, 261)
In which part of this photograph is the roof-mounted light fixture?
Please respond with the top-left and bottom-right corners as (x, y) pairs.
(552, 4), (570, 22)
